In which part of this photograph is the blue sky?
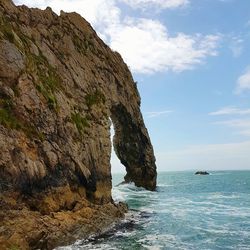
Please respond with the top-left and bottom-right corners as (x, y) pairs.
(14, 0), (250, 172)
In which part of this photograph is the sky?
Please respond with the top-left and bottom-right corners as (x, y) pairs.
(14, 0), (250, 172)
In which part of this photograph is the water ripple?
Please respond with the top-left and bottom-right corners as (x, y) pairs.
(58, 171), (250, 250)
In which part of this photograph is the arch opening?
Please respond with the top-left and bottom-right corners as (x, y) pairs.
(109, 104), (157, 191)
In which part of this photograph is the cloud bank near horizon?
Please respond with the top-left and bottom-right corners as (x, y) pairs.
(111, 140), (250, 172)
(155, 140), (250, 171)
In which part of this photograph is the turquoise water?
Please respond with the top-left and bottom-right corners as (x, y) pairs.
(60, 171), (250, 249)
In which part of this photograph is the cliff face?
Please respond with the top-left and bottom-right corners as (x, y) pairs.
(0, 0), (156, 248)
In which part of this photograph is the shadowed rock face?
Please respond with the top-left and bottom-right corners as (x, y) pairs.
(111, 104), (156, 190)
(0, 0), (156, 213)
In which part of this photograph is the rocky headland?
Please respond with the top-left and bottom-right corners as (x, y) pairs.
(0, 0), (157, 249)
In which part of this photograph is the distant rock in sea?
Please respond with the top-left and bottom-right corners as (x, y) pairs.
(195, 171), (209, 175)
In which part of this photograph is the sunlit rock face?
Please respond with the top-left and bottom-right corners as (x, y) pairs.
(0, 0), (156, 248)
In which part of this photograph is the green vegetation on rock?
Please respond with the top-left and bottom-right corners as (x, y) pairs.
(73, 35), (87, 54)
(1, 14), (62, 112)
(0, 15), (34, 53)
(0, 96), (44, 140)
(72, 34), (95, 55)
(85, 90), (105, 109)
(27, 52), (61, 111)
(8, 245), (20, 250)
(0, 101), (22, 130)
(0, 16), (14, 43)
(71, 112), (89, 134)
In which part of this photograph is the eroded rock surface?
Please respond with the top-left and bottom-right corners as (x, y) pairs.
(0, 0), (157, 248)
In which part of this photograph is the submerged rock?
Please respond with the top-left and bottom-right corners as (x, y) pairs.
(0, 0), (157, 249)
(195, 171), (209, 175)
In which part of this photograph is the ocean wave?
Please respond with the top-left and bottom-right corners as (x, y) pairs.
(62, 171), (250, 250)
(157, 184), (174, 187)
(206, 192), (241, 200)
(112, 182), (156, 202)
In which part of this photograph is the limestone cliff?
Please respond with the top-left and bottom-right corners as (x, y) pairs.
(0, 0), (157, 248)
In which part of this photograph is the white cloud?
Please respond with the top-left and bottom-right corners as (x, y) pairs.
(146, 110), (173, 118)
(155, 141), (250, 171)
(235, 67), (250, 94)
(210, 106), (250, 137)
(229, 37), (243, 58)
(13, 0), (220, 74)
(13, 0), (120, 47)
(209, 107), (250, 116)
(214, 119), (250, 136)
(109, 19), (221, 73)
(120, 0), (189, 10)
(14, 0), (120, 31)
(215, 119), (250, 127)
(14, 0), (46, 8)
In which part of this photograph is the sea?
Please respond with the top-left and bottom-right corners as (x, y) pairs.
(58, 171), (250, 250)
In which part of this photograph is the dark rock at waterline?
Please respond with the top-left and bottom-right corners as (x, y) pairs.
(195, 171), (209, 175)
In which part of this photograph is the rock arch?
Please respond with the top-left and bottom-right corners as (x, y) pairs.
(111, 104), (157, 191)
(0, 0), (157, 209)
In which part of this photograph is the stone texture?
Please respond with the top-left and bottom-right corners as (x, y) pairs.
(0, 0), (157, 248)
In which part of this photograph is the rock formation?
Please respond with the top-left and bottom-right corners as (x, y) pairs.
(0, 0), (157, 248)
(195, 171), (209, 175)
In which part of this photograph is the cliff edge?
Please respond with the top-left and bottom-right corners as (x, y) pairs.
(0, 0), (157, 248)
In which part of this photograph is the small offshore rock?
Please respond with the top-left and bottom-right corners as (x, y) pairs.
(195, 171), (209, 175)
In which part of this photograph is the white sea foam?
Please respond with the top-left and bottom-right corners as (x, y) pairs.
(157, 184), (174, 187)
(57, 171), (250, 250)
(207, 192), (241, 200)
